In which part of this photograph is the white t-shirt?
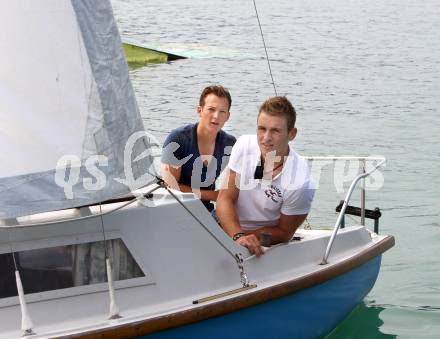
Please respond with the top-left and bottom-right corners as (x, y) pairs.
(227, 135), (315, 230)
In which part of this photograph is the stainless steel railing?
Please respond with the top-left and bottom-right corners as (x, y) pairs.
(303, 156), (386, 265)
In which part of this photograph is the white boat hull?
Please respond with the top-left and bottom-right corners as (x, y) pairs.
(0, 187), (394, 338)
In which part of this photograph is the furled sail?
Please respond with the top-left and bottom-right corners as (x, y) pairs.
(0, 1), (155, 219)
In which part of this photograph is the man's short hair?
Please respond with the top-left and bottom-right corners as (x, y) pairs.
(199, 85), (232, 111)
(258, 96), (296, 130)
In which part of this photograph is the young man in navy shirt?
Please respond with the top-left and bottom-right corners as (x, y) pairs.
(161, 86), (236, 211)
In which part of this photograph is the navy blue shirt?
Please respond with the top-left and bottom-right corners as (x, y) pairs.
(161, 123), (236, 211)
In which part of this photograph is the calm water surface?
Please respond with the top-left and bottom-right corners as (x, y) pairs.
(113, 0), (439, 337)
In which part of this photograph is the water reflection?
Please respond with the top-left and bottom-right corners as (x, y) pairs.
(326, 301), (396, 339)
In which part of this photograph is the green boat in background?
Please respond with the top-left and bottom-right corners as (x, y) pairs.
(122, 42), (186, 67)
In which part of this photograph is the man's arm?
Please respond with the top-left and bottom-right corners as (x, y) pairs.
(249, 213), (308, 244)
(216, 169), (240, 234)
(161, 164), (218, 201)
(217, 170), (264, 256)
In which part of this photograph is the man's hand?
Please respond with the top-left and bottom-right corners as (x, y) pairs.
(236, 234), (264, 257)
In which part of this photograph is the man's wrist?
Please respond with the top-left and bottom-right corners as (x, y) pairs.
(232, 232), (245, 241)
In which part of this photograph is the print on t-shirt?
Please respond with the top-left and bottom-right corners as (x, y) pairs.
(264, 185), (282, 203)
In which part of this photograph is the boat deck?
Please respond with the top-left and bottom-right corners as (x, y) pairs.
(0, 192), (393, 338)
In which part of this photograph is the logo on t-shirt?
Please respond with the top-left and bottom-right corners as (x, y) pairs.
(264, 185), (282, 203)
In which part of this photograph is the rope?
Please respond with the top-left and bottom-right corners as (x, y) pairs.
(6, 229), (35, 335)
(99, 204), (109, 260)
(252, 0), (278, 96)
(98, 204), (121, 319)
(6, 229), (18, 271)
(162, 185), (251, 286)
(163, 185), (239, 261)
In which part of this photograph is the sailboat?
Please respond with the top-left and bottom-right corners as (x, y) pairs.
(0, 1), (394, 338)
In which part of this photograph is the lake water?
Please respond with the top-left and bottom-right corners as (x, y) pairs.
(112, 0), (439, 337)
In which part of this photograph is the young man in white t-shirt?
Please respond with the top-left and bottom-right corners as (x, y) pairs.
(216, 96), (315, 256)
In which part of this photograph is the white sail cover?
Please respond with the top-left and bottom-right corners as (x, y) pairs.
(0, 1), (154, 219)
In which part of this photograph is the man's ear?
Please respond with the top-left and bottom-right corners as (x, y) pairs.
(197, 105), (202, 117)
(289, 127), (298, 141)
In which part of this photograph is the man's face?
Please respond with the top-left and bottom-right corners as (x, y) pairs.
(257, 111), (297, 158)
(197, 94), (230, 134)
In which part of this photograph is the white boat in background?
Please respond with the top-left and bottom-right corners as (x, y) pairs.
(0, 1), (394, 338)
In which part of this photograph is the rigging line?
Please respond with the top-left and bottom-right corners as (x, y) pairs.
(6, 229), (35, 335)
(6, 229), (18, 271)
(163, 185), (239, 261)
(252, 0), (278, 96)
(98, 204), (109, 259)
(98, 204), (121, 319)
